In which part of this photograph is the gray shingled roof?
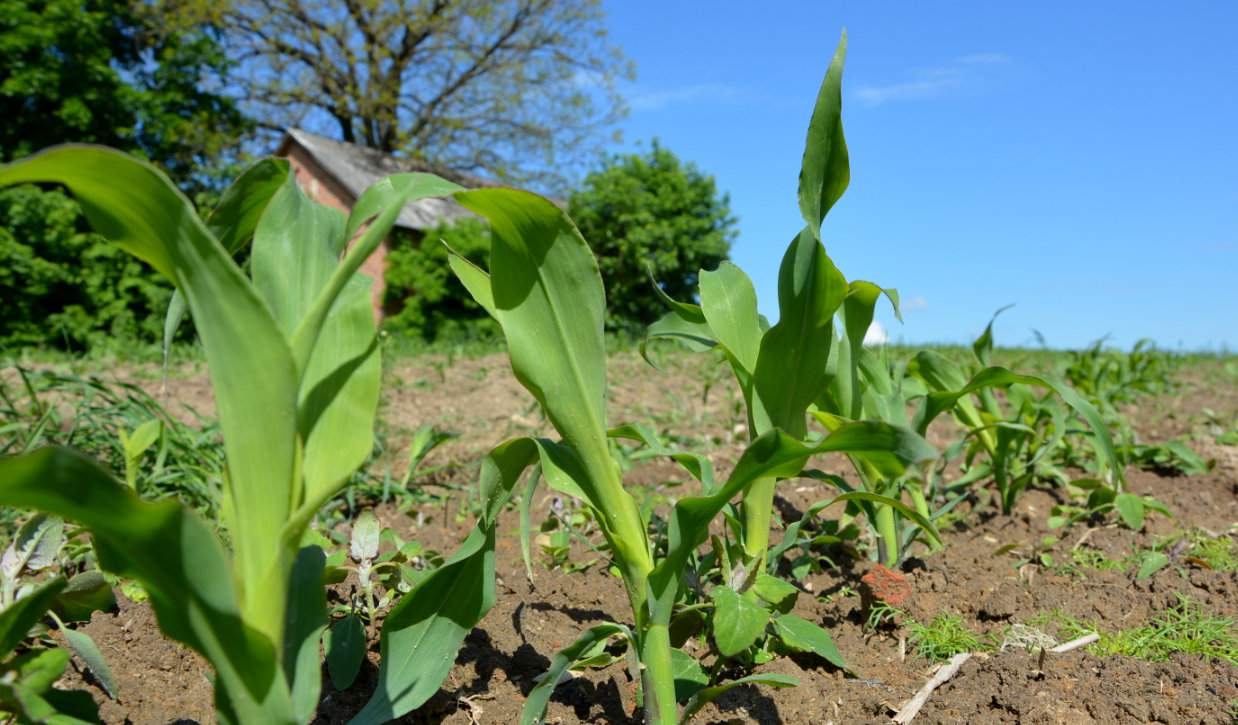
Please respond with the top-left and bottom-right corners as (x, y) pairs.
(280, 128), (493, 231)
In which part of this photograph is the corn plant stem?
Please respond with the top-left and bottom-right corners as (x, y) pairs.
(640, 622), (679, 725)
(741, 475), (777, 570)
(875, 506), (900, 566)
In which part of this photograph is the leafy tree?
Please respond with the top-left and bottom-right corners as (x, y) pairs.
(0, 0), (251, 350)
(383, 219), (499, 342)
(177, 0), (631, 192)
(569, 141), (737, 332)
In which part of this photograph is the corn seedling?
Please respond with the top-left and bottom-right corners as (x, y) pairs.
(439, 33), (935, 723)
(907, 311), (1146, 527)
(0, 148), (479, 723)
(643, 34), (939, 575)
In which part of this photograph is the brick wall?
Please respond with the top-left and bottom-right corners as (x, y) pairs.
(281, 144), (389, 321)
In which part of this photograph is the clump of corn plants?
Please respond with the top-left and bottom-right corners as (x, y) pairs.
(443, 32), (935, 723)
(0, 149), (473, 723)
(645, 34), (940, 570)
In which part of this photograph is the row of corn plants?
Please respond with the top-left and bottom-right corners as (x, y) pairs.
(0, 30), (1179, 724)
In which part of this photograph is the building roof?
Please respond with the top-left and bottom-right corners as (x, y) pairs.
(277, 128), (494, 231)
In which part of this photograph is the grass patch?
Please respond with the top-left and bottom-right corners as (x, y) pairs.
(1039, 595), (1238, 665)
(907, 613), (988, 662)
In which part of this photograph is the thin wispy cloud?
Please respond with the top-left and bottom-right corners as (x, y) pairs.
(628, 83), (745, 112)
(855, 52), (1011, 106)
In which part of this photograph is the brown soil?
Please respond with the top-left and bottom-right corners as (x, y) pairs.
(23, 355), (1238, 723)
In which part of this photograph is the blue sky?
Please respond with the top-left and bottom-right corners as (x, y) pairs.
(602, 1), (1237, 350)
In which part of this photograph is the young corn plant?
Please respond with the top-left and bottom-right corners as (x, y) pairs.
(0, 147), (475, 723)
(439, 35), (935, 723)
(906, 312), (1147, 527)
(645, 33), (940, 570)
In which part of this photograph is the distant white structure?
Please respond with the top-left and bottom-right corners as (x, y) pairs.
(864, 321), (889, 346)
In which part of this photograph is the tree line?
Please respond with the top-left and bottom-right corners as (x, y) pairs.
(1, 0), (735, 350)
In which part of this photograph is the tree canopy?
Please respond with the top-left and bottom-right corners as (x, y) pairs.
(0, 0), (250, 350)
(181, 0), (631, 192)
(569, 141), (737, 332)
(0, 0), (250, 186)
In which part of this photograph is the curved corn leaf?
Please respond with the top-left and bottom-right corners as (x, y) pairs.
(752, 227), (847, 438)
(680, 673), (798, 723)
(0, 146), (300, 645)
(698, 262), (762, 375)
(453, 188), (649, 576)
(325, 614), (365, 691)
(520, 622), (630, 725)
(0, 447), (296, 724)
(162, 158), (296, 368)
(285, 546), (327, 723)
(349, 438), (535, 724)
(290, 173), (459, 376)
(798, 30), (850, 234)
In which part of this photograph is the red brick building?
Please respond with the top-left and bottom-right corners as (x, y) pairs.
(275, 128), (489, 321)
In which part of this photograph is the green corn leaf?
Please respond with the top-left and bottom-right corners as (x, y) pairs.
(290, 174), (458, 377)
(825, 491), (942, 547)
(642, 311), (719, 363)
(752, 227), (847, 438)
(770, 613), (845, 669)
(698, 262), (763, 375)
(209, 158), (296, 255)
(710, 587), (769, 657)
(453, 188), (650, 577)
(325, 614), (365, 691)
(839, 281), (898, 419)
(0, 146), (301, 644)
(344, 172), (464, 242)
(444, 245), (497, 318)
(0, 578), (66, 658)
(0, 447), (296, 724)
(520, 622), (630, 725)
(798, 30), (850, 234)
(971, 305), (1013, 367)
(285, 546), (327, 723)
(296, 275), (381, 513)
(60, 626), (119, 700)
(350, 438), (534, 724)
(649, 269), (708, 322)
(250, 174), (348, 337)
(680, 673), (798, 723)
(162, 158), (292, 362)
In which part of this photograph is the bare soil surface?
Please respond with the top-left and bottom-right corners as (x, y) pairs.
(22, 354), (1238, 723)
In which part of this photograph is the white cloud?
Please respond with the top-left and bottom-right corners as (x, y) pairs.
(629, 83), (744, 112)
(855, 53), (1011, 106)
(856, 77), (960, 105)
(864, 321), (889, 346)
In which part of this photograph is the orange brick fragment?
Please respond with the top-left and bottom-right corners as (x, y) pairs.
(860, 563), (912, 607)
